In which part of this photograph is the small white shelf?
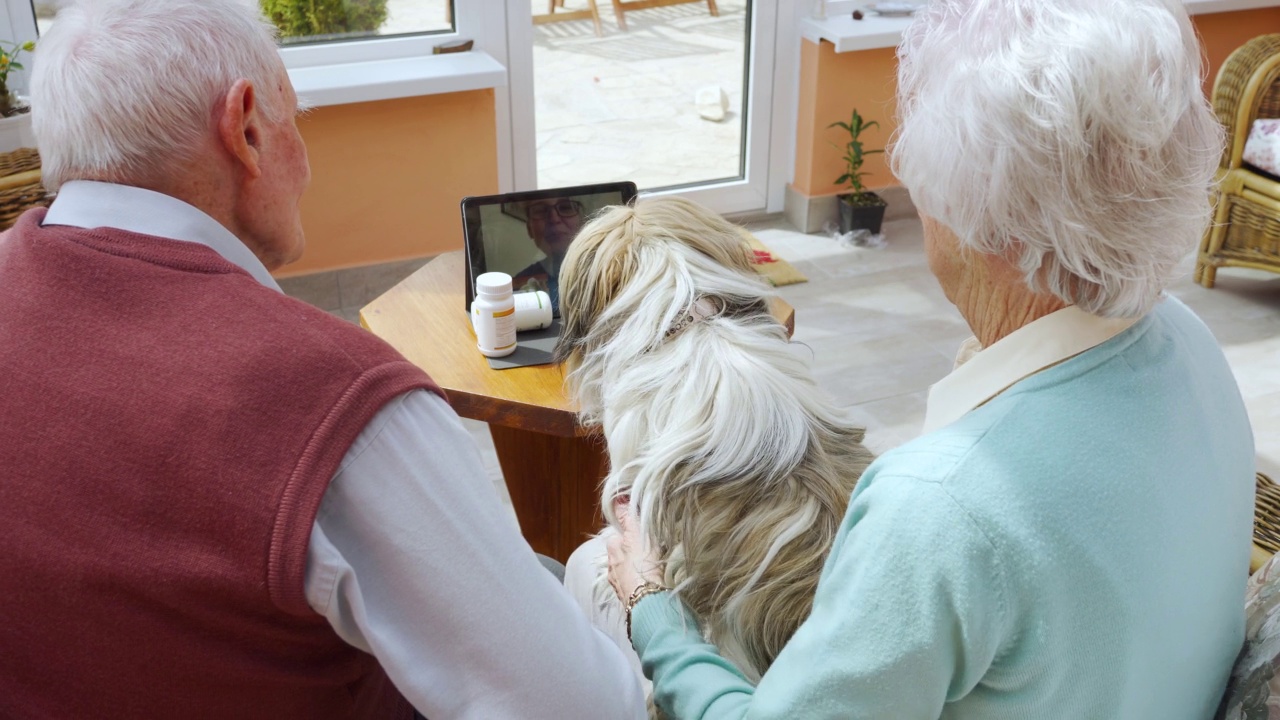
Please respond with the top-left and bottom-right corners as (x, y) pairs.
(800, 13), (913, 54)
(803, 0), (1280, 54)
(288, 51), (507, 108)
(1185, 0), (1280, 13)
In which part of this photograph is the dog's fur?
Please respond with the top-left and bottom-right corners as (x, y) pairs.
(554, 197), (874, 686)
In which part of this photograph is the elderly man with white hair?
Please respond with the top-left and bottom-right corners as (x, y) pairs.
(603, 0), (1256, 717)
(0, 1), (646, 718)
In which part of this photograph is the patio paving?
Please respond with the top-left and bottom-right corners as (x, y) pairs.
(527, 0), (748, 190)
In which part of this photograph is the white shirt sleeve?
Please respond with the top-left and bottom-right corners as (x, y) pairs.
(303, 390), (646, 720)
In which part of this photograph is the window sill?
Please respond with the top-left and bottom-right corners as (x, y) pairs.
(288, 50), (507, 108)
(1185, 0), (1280, 13)
(799, 12), (910, 54)
(802, 0), (1280, 54)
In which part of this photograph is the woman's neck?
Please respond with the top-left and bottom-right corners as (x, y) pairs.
(953, 265), (1069, 349)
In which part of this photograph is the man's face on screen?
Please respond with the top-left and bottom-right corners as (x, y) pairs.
(525, 198), (584, 259)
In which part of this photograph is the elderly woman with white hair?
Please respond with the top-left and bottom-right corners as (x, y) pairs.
(603, 0), (1256, 718)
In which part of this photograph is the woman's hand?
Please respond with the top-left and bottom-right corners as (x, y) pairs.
(606, 498), (664, 602)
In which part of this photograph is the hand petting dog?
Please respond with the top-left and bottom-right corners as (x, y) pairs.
(606, 498), (663, 602)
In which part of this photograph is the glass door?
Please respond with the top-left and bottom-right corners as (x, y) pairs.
(503, 0), (782, 215)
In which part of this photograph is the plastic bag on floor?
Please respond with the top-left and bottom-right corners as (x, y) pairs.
(824, 221), (887, 249)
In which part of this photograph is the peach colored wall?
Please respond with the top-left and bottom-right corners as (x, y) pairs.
(276, 89), (499, 278)
(1196, 8), (1280, 96)
(794, 7), (1280, 201)
(793, 38), (822, 199)
(793, 40), (898, 198)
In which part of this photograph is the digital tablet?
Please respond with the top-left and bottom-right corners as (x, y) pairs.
(460, 181), (639, 318)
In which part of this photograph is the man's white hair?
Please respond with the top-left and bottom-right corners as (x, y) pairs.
(892, 0), (1224, 318)
(31, 0), (283, 191)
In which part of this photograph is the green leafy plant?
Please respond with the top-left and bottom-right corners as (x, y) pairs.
(829, 109), (884, 205)
(0, 39), (35, 118)
(260, 0), (389, 41)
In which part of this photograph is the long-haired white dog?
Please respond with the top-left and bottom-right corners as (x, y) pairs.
(555, 197), (873, 688)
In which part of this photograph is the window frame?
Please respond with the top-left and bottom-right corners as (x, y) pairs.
(0, 0), (506, 103)
(277, 2), (478, 69)
(0, 0), (33, 40)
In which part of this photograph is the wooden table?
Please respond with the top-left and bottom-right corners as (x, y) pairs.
(361, 250), (793, 562)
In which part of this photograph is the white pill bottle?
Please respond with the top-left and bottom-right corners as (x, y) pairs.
(471, 272), (517, 358)
(512, 290), (553, 332)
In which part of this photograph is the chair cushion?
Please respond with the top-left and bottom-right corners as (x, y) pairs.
(1216, 553), (1280, 719)
(1243, 119), (1280, 178)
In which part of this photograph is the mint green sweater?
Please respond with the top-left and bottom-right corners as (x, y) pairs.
(631, 297), (1255, 719)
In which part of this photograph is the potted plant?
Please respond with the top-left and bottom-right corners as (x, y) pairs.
(0, 39), (36, 153)
(829, 109), (887, 234)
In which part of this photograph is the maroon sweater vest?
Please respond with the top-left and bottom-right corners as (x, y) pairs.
(0, 210), (443, 719)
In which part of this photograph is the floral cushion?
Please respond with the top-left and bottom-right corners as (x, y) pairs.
(1217, 554), (1280, 719)
(1243, 119), (1280, 178)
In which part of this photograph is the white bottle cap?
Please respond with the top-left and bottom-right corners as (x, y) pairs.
(476, 272), (513, 296)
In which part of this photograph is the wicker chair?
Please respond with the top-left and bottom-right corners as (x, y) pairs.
(0, 147), (51, 230)
(1197, 34), (1280, 288)
(1253, 472), (1280, 573)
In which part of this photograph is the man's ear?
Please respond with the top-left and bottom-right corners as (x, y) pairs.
(217, 79), (263, 179)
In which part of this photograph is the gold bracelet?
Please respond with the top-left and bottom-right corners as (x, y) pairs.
(625, 582), (667, 645)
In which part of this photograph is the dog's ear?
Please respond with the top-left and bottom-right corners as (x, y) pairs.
(556, 239), (616, 363)
(555, 222), (638, 364)
(552, 245), (594, 363)
(589, 227), (638, 318)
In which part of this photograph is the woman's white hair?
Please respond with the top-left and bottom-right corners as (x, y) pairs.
(31, 0), (283, 191)
(892, 0), (1224, 318)
(556, 197), (873, 691)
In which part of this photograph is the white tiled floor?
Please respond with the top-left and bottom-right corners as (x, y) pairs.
(298, 214), (1280, 500)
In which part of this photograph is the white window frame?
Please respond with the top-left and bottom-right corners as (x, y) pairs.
(0, 1), (510, 108)
(278, 2), (482, 69)
(1, 0), (38, 95)
(641, 0), (781, 216)
(0, 0), (35, 45)
(0, 1), (482, 65)
(1, 0), (805, 212)
(500, 0), (798, 216)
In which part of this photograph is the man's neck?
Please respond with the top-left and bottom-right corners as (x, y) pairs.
(95, 169), (275, 271)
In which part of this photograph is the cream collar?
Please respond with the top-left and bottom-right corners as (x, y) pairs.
(922, 305), (1140, 434)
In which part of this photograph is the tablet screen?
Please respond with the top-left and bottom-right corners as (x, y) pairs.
(461, 182), (638, 317)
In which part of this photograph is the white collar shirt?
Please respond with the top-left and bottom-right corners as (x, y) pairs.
(923, 305), (1141, 434)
